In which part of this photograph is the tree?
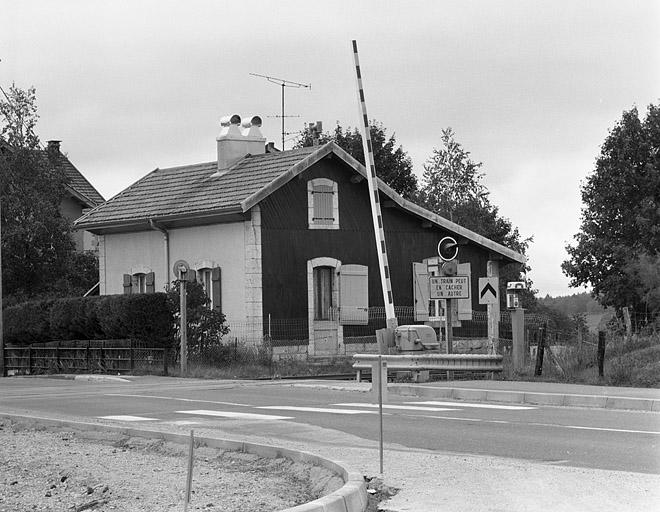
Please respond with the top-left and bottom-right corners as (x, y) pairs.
(562, 104), (660, 313)
(0, 84), (80, 299)
(419, 128), (533, 306)
(298, 121), (418, 199)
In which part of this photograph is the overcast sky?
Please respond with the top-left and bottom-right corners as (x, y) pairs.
(3, 1), (659, 297)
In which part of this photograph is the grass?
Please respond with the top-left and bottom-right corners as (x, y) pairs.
(502, 332), (660, 388)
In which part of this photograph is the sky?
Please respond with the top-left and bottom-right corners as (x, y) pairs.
(2, 0), (659, 297)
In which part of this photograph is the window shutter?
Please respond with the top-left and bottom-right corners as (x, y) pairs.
(146, 272), (155, 293)
(457, 262), (472, 320)
(211, 267), (222, 312)
(339, 264), (368, 325)
(123, 274), (132, 295)
(412, 262), (429, 321)
(313, 184), (334, 225)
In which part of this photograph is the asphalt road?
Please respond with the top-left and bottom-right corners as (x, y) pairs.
(1, 376), (659, 475)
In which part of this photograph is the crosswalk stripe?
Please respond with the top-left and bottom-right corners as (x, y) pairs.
(408, 401), (537, 410)
(257, 406), (378, 415)
(335, 403), (456, 412)
(176, 410), (292, 421)
(98, 415), (157, 421)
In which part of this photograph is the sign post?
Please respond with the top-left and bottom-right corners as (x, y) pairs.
(173, 260), (190, 375)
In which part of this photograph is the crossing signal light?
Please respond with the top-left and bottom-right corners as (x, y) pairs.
(437, 236), (459, 262)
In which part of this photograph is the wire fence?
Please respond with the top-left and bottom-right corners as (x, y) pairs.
(6, 308), (601, 376)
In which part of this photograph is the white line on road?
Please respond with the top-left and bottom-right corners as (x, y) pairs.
(176, 410), (293, 421)
(415, 415), (660, 435)
(257, 406), (378, 415)
(407, 400), (537, 410)
(98, 415), (157, 421)
(335, 403), (456, 412)
(106, 394), (250, 407)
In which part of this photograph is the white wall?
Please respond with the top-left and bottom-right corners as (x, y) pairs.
(101, 221), (248, 324)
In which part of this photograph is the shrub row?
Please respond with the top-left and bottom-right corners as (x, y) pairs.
(4, 293), (174, 347)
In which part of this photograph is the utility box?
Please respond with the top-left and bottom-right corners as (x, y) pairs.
(395, 325), (439, 351)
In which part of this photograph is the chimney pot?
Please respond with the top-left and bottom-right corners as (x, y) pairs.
(47, 140), (61, 152)
(217, 113), (266, 171)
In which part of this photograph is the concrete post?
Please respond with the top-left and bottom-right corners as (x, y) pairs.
(486, 260), (500, 353)
(511, 308), (525, 371)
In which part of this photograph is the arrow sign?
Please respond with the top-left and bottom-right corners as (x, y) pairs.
(479, 277), (499, 305)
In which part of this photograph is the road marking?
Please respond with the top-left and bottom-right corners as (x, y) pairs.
(165, 420), (201, 426)
(416, 415), (660, 435)
(98, 415), (157, 422)
(335, 403), (456, 412)
(106, 393), (250, 407)
(257, 406), (378, 415)
(176, 410), (293, 421)
(407, 400), (537, 410)
(538, 424), (660, 435)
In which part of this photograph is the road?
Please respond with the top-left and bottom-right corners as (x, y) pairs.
(1, 376), (658, 475)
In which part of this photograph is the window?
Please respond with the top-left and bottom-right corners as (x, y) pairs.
(314, 266), (335, 320)
(123, 271), (155, 294)
(132, 273), (146, 294)
(194, 266), (222, 311)
(308, 178), (339, 229)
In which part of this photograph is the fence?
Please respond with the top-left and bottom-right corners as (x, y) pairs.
(3, 340), (169, 376)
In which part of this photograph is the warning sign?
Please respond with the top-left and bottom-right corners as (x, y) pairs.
(429, 276), (470, 300)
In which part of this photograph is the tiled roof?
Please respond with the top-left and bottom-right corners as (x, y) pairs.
(75, 146), (318, 228)
(60, 155), (105, 207)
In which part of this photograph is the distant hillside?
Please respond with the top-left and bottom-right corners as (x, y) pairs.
(539, 292), (606, 332)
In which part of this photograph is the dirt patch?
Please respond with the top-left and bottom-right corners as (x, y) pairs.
(0, 420), (343, 512)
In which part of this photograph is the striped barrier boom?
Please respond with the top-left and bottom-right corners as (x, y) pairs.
(352, 353), (504, 372)
(352, 40), (397, 330)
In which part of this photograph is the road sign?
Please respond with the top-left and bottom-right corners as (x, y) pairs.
(429, 276), (470, 299)
(479, 277), (499, 305)
(437, 236), (458, 261)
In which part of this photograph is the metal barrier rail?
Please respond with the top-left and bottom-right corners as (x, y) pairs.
(352, 353), (503, 373)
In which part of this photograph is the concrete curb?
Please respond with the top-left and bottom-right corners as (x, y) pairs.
(0, 412), (368, 512)
(389, 384), (660, 412)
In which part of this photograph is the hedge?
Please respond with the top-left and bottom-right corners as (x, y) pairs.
(4, 293), (174, 347)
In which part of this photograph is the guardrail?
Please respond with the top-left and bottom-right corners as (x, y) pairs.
(352, 353), (503, 381)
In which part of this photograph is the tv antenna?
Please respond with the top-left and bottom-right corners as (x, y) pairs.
(250, 73), (311, 150)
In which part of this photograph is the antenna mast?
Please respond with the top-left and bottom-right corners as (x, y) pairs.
(250, 73), (310, 150)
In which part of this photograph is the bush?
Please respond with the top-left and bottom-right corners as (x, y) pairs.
(607, 344), (660, 387)
(3, 299), (55, 345)
(4, 293), (174, 347)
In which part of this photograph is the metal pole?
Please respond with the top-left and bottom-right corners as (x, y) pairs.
(281, 83), (285, 150)
(180, 280), (187, 374)
(351, 40), (397, 330)
(378, 354), (384, 475)
(0, 194), (4, 377)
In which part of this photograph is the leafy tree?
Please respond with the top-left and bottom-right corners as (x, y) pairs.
(298, 121), (418, 199)
(562, 104), (660, 313)
(167, 280), (229, 359)
(0, 84), (86, 299)
(419, 128), (533, 306)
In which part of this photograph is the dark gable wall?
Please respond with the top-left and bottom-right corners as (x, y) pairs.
(259, 155), (491, 320)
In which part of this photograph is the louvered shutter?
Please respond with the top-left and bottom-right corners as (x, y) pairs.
(313, 183), (334, 225)
(123, 274), (132, 295)
(145, 272), (155, 293)
(412, 262), (430, 321)
(211, 267), (222, 312)
(339, 264), (368, 325)
(457, 262), (472, 320)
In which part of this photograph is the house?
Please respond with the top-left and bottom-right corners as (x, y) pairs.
(0, 138), (105, 252)
(75, 115), (525, 354)
(46, 140), (105, 252)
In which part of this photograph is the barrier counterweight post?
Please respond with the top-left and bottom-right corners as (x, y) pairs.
(352, 40), (397, 330)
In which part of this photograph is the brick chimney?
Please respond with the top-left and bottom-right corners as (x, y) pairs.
(216, 114), (266, 171)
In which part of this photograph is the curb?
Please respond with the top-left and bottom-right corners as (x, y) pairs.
(389, 384), (660, 412)
(0, 413), (368, 512)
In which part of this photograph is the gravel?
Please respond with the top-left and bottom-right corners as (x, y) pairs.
(0, 420), (342, 512)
